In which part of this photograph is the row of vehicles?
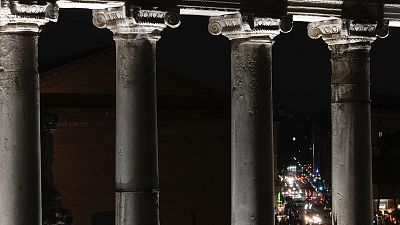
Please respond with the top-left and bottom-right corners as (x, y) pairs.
(276, 164), (331, 225)
(375, 210), (400, 225)
(277, 196), (332, 225)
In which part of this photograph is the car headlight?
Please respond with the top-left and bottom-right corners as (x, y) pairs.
(312, 215), (322, 223)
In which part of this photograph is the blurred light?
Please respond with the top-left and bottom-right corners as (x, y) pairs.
(292, 137), (296, 141)
(286, 176), (295, 183)
(313, 215), (322, 223)
(304, 203), (313, 210)
(278, 192), (281, 203)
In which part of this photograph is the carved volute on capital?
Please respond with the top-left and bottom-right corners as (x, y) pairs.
(0, 1), (58, 32)
(307, 19), (388, 46)
(92, 6), (180, 38)
(208, 13), (292, 41)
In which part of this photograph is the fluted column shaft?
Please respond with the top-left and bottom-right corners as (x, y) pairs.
(307, 19), (387, 225)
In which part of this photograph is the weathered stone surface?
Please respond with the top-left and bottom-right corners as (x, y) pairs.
(231, 39), (275, 225)
(308, 18), (375, 225)
(0, 31), (41, 225)
(330, 43), (373, 225)
(0, 2), (58, 224)
(113, 23), (160, 225)
(208, 12), (284, 225)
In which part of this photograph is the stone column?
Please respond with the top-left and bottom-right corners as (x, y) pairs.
(209, 14), (291, 225)
(0, 2), (58, 225)
(307, 19), (387, 225)
(41, 112), (73, 225)
(92, 7), (180, 225)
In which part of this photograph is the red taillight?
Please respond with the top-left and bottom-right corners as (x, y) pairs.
(392, 217), (396, 222)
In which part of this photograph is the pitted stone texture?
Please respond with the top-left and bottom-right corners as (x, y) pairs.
(330, 44), (371, 103)
(114, 35), (160, 225)
(231, 39), (275, 225)
(331, 102), (372, 225)
(0, 3), (57, 222)
(0, 32), (41, 225)
(115, 37), (159, 192)
(328, 38), (373, 225)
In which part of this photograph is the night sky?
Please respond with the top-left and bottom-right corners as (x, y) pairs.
(38, 8), (400, 172)
(39, 8), (400, 111)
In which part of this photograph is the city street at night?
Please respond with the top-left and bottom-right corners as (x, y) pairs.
(276, 164), (331, 225)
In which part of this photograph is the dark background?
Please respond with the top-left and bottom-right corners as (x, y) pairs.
(39, 8), (400, 110)
(39, 8), (400, 168)
(37, 8), (400, 224)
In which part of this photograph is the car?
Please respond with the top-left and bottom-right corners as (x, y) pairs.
(389, 210), (400, 224)
(276, 211), (289, 224)
(303, 209), (331, 225)
(323, 204), (331, 211)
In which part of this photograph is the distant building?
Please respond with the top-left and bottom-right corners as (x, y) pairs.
(40, 48), (231, 225)
(371, 95), (400, 154)
(40, 48), (282, 225)
(370, 96), (400, 214)
(40, 47), (400, 225)
(274, 100), (400, 201)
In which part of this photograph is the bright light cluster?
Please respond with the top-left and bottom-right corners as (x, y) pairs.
(304, 215), (322, 224)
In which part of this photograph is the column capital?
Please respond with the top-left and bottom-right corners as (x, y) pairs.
(0, 1), (58, 33)
(307, 19), (388, 46)
(92, 6), (180, 39)
(208, 13), (291, 41)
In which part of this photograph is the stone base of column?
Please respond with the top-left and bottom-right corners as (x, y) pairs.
(116, 191), (159, 225)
